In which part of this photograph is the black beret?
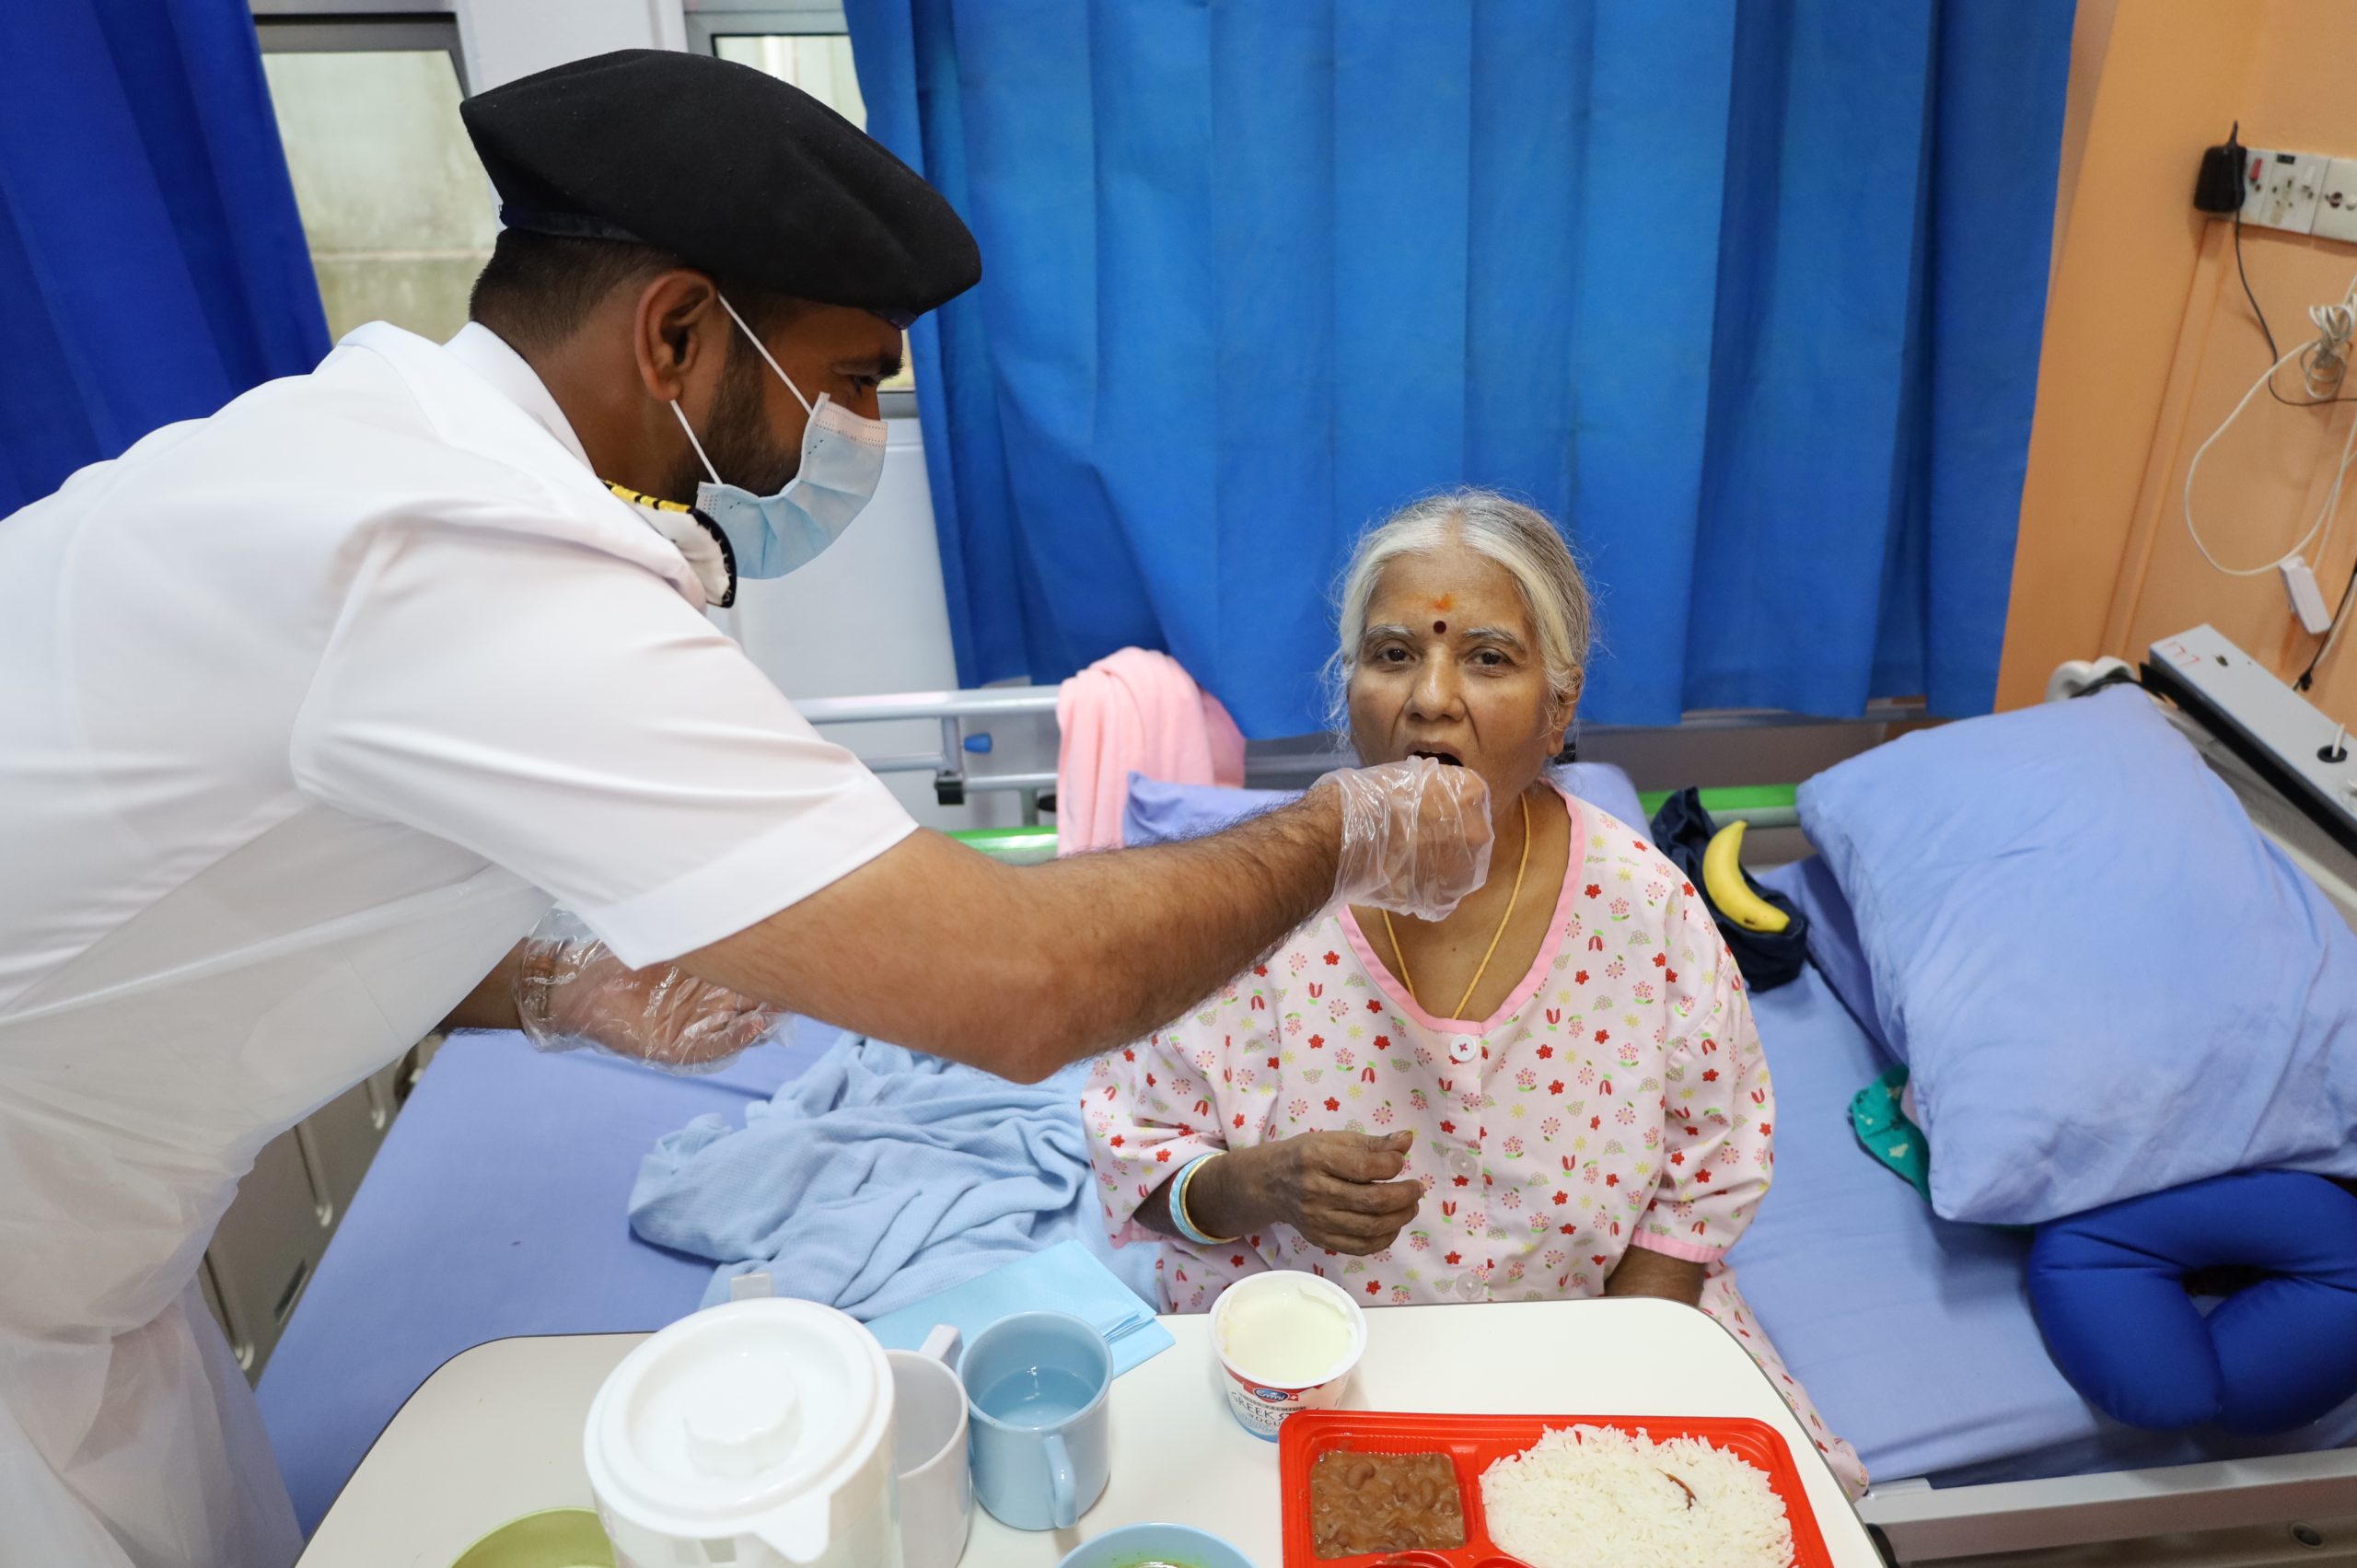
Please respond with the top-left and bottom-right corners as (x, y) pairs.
(460, 49), (979, 327)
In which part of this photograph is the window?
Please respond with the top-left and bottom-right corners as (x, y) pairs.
(260, 45), (494, 344)
(255, 3), (919, 411)
(710, 34), (867, 128)
(691, 5), (916, 408)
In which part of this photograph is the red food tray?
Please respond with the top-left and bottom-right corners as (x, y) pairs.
(1277, 1411), (1833, 1568)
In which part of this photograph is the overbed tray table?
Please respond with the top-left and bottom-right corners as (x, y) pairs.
(296, 1296), (1878, 1567)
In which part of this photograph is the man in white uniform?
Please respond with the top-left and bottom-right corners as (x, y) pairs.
(0, 49), (1490, 1568)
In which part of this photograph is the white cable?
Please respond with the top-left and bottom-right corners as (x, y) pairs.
(2294, 273), (2357, 666)
(2314, 569), (2357, 675)
(2309, 409), (2357, 572)
(2303, 273), (2357, 398)
(2300, 443), (2357, 680)
(2184, 268), (2357, 673)
(2183, 339), (2339, 575)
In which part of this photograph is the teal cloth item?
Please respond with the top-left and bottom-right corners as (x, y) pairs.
(865, 1239), (1175, 1378)
(1852, 1066), (2032, 1235)
(1852, 1065), (1932, 1203)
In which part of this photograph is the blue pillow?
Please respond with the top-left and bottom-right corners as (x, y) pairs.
(1759, 857), (1894, 1060)
(1121, 776), (1297, 847)
(1121, 763), (1650, 850)
(2028, 1171), (2357, 1434)
(1797, 687), (2357, 1225)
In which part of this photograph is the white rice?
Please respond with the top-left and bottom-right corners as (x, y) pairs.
(1479, 1424), (1796, 1568)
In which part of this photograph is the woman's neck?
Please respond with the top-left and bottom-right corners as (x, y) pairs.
(1353, 778), (1573, 1021)
(1423, 778), (1551, 935)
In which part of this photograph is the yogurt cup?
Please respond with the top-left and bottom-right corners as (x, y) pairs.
(1210, 1272), (1367, 1440)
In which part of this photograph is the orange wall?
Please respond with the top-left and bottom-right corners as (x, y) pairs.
(1998, 0), (2357, 726)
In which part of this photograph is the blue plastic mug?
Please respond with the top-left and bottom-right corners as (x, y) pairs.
(959, 1311), (1112, 1531)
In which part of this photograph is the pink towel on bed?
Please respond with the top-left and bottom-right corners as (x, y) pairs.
(1054, 649), (1246, 854)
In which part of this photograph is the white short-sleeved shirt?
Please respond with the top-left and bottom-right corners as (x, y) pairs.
(0, 320), (915, 1342)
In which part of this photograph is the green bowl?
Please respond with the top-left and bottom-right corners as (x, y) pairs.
(450, 1507), (615, 1568)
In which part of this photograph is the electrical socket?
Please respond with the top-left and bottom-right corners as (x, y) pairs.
(2240, 147), (2277, 223)
(2249, 148), (2328, 231)
(2316, 157), (2357, 243)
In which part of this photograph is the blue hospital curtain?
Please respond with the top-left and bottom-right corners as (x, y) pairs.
(0, 0), (329, 514)
(848, 0), (2072, 733)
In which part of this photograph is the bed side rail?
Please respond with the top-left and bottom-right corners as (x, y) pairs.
(794, 689), (1060, 808)
(1860, 1448), (2357, 1562)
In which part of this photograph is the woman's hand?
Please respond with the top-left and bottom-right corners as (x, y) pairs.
(1602, 1246), (1705, 1307)
(1191, 1132), (1424, 1255)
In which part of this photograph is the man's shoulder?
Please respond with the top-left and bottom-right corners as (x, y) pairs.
(188, 330), (683, 574)
(149, 331), (521, 494)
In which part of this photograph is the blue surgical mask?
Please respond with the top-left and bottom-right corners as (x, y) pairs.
(668, 294), (888, 579)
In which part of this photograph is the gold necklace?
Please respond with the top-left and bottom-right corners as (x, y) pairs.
(1383, 791), (1534, 1020)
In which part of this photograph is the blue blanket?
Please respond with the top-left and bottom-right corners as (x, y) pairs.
(630, 1038), (1159, 1316)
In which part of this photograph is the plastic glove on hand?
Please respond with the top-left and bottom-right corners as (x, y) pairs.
(1320, 756), (1494, 922)
(516, 911), (783, 1074)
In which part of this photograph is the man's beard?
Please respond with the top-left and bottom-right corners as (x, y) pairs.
(667, 343), (800, 505)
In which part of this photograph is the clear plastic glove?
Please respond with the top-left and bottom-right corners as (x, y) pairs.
(515, 909), (784, 1075)
(1318, 756), (1494, 921)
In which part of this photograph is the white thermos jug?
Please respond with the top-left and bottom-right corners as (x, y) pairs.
(585, 1297), (902, 1568)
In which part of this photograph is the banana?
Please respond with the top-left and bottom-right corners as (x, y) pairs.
(1701, 819), (1790, 934)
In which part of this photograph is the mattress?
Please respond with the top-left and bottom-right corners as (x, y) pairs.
(1735, 861), (2357, 1489)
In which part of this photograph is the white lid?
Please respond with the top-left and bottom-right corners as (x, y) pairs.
(585, 1299), (893, 1558)
(1213, 1271), (1367, 1387)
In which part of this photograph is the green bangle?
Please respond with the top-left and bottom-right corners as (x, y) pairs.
(1172, 1151), (1238, 1245)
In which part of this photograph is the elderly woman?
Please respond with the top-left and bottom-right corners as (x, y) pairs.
(1084, 489), (1864, 1493)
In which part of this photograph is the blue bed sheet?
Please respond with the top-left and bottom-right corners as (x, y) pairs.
(258, 1021), (1170, 1533)
(1736, 863), (2357, 1488)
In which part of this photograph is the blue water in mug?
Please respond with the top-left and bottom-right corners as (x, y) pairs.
(961, 1313), (1113, 1530)
(977, 1365), (1096, 1428)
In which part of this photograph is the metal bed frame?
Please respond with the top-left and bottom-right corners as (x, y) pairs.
(790, 670), (2357, 1564)
(794, 687), (1062, 815)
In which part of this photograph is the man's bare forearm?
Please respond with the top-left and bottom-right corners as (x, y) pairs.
(683, 789), (1344, 1081)
(438, 941), (523, 1031)
(1009, 792), (1343, 1061)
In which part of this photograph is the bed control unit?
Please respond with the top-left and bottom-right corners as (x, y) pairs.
(2143, 624), (2357, 856)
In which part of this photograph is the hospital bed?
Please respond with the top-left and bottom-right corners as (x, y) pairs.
(1742, 874), (2357, 1562)
(257, 673), (2357, 1562)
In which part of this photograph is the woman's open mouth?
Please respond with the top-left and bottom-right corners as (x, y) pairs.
(1407, 747), (1464, 767)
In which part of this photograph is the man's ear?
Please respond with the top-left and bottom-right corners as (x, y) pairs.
(632, 270), (726, 404)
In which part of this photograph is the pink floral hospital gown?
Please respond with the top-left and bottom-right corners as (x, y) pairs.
(1084, 786), (1867, 1495)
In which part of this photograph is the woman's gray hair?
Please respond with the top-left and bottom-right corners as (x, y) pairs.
(1327, 488), (1594, 736)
